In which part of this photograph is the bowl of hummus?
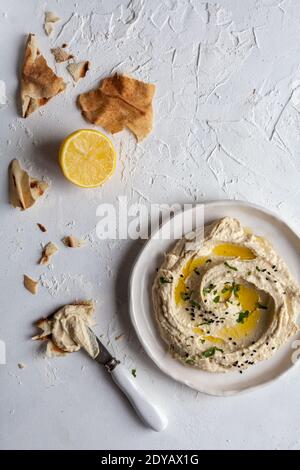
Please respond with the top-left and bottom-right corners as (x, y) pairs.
(152, 216), (300, 374)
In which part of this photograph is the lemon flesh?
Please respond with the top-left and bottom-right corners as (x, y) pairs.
(59, 129), (116, 188)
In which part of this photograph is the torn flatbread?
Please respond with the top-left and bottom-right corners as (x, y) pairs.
(51, 47), (74, 63)
(62, 236), (85, 248)
(21, 34), (66, 117)
(9, 159), (49, 210)
(44, 11), (60, 36)
(78, 74), (155, 141)
(67, 61), (90, 82)
(39, 242), (58, 265)
(24, 275), (39, 295)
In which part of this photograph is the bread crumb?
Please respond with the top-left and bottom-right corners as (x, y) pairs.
(44, 11), (60, 36)
(39, 242), (58, 265)
(24, 275), (39, 294)
(67, 61), (90, 82)
(62, 236), (85, 248)
(18, 363), (26, 369)
(37, 223), (47, 232)
(51, 47), (74, 63)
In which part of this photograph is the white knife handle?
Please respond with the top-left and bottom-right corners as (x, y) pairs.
(110, 364), (167, 432)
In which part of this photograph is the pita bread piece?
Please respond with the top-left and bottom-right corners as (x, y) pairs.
(100, 74), (155, 110)
(62, 236), (85, 248)
(78, 75), (155, 141)
(67, 61), (90, 82)
(24, 275), (39, 295)
(39, 242), (58, 265)
(51, 47), (74, 63)
(21, 34), (66, 117)
(9, 159), (49, 210)
(44, 11), (60, 36)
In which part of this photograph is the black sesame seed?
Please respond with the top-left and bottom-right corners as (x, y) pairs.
(239, 370), (243, 374)
(272, 347), (275, 350)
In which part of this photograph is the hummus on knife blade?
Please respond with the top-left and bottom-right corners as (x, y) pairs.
(152, 217), (300, 372)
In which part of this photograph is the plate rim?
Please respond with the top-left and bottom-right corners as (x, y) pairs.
(128, 199), (300, 396)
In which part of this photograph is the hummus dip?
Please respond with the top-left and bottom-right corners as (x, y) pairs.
(33, 300), (99, 358)
(152, 217), (300, 372)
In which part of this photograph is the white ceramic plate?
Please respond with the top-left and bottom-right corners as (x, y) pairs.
(129, 200), (300, 396)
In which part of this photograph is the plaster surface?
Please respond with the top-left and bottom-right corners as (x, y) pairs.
(1, 0), (300, 450)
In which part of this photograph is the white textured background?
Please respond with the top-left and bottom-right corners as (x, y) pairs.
(1, 0), (300, 450)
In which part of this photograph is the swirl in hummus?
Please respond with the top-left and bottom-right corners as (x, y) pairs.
(152, 217), (300, 372)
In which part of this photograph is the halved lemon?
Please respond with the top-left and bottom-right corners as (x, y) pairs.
(59, 129), (116, 188)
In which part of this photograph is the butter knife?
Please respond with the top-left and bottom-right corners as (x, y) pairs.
(84, 327), (167, 432)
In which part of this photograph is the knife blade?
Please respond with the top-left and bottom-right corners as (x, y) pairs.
(86, 327), (120, 371)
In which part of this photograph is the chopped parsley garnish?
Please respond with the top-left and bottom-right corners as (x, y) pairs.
(190, 299), (201, 308)
(213, 295), (220, 303)
(185, 356), (195, 365)
(200, 320), (214, 326)
(256, 302), (268, 310)
(233, 284), (240, 298)
(159, 276), (173, 284)
(202, 347), (223, 358)
(131, 369), (137, 378)
(224, 261), (238, 271)
(237, 310), (250, 324)
(221, 282), (240, 298)
(194, 268), (201, 275)
(203, 283), (216, 295)
(221, 285), (231, 293)
(256, 266), (266, 273)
